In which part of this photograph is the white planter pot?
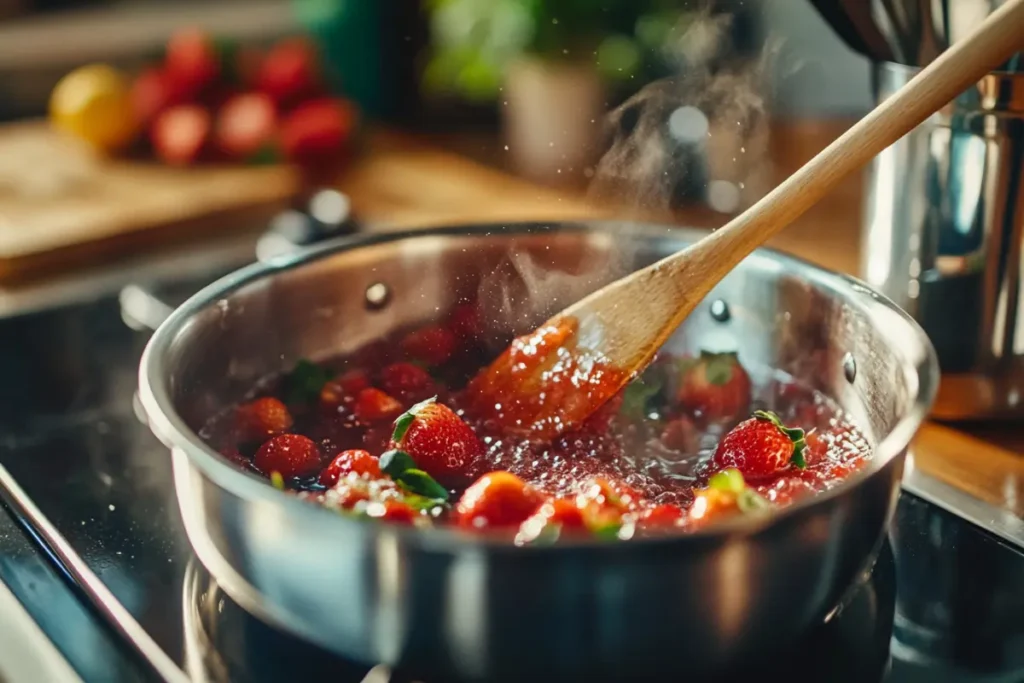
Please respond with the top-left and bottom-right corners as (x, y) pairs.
(503, 56), (605, 185)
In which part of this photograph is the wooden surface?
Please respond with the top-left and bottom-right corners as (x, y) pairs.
(0, 121), (298, 281)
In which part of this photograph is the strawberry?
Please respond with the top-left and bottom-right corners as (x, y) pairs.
(676, 350), (751, 422)
(131, 67), (181, 129)
(236, 397), (293, 442)
(380, 362), (436, 403)
(660, 415), (700, 452)
(164, 28), (220, 101)
(257, 38), (322, 108)
(151, 104), (211, 165)
(709, 411), (807, 481)
(447, 303), (482, 340)
(279, 98), (356, 167)
(214, 92), (277, 161)
(353, 388), (402, 423)
(400, 325), (457, 366)
(389, 397), (483, 480)
(455, 471), (544, 529)
(318, 449), (382, 487)
(254, 433), (321, 478)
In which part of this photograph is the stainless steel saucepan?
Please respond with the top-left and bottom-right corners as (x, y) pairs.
(138, 221), (937, 682)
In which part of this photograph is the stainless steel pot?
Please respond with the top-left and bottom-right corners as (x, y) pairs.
(138, 221), (937, 682)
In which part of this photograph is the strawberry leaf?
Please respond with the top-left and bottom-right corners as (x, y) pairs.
(591, 522), (623, 541)
(379, 449), (418, 479)
(284, 359), (332, 407)
(700, 350), (738, 386)
(620, 372), (664, 421)
(708, 468), (746, 494)
(270, 472), (286, 490)
(391, 396), (437, 443)
(396, 468), (449, 502)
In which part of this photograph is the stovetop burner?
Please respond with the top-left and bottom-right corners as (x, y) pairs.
(182, 543), (896, 683)
(0, 224), (1022, 683)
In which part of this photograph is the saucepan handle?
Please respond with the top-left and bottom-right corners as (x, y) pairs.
(119, 189), (360, 332)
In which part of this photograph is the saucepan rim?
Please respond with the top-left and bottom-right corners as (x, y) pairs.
(138, 220), (938, 551)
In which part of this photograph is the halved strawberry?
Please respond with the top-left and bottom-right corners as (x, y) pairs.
(236, 397), (293, 442)
(151, 104), (211, 165)
(400, 325), (457, 366)
(389, 397), (483, 480)
(353, 388), (403, 423)
(318, 449), (381, 487)
(257, 38), (322, 108)
(131, 67), (182, 129)
(709, 411), (807, 481)
(214, 92), (277, 161)
(254, 433), (321, 478)
(164, 27), (220, 101)
(676, 350), (752, 422)
(455, 471), (544, 529)
(380, 362), (436, 402)
(279, 98), (357, 167)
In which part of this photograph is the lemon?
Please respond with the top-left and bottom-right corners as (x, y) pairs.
(49, 64), (137, 153)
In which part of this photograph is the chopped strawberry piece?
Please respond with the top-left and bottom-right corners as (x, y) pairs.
(151, 104), (211, 166)
(164, 28), (220, 100)
(236, 397), (293, 442)
(545, 498), (586, 529)
(389, 398), (483, 480)
(279, 98), (356, 167)
(576, 477), (642, 512)
(640, 504), (685, 528)
(353, 388), (403, 423)
(710, 411), (807, 481)
(380, 362), (435, 402)
(214, 92), (277, 161)
(254, 433), (322, 478)
(676, 351), (752, 422)
(318, 449), (382, 487)
(455, 472), (544, 529)
(319, 368), (371, 414)
(257, 38), (322, 108)
(400, 326), (457, 366)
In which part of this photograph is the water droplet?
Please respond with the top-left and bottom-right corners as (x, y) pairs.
(842, 353), (857, 383)
(709, 299), (731, 322)
(365, 283), (390, 310)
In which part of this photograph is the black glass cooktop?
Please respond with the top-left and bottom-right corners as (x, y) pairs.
(0, 262), (1022, 683)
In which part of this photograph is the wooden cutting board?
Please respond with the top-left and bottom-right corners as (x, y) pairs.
(0, 120), (299, 282)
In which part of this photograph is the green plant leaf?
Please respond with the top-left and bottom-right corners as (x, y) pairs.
(591, 522), (623, 541)
(270, 472), (285, 490)
(708, 468), (745, 494)
(396, 469), (450, 502)
(379, 449), (419, 479)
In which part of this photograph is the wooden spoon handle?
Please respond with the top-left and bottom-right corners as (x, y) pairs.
(681, 0), (1024, 283)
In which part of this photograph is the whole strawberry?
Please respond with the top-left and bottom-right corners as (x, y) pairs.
(676, 350), (751, 422)
(389, 397), (483, 481)
(709, 411), (807, 481)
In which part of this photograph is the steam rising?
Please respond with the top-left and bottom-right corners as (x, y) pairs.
(588, 7), (775, 214)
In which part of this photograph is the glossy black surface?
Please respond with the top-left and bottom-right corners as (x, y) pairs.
(0, 265), (1022, 682)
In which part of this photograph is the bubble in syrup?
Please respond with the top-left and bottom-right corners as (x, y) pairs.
(364, 283), (390, 310)
(709, 299), (731, 322)
(842, 353), (857, 383)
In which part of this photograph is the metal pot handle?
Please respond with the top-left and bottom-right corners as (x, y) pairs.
(119, 189), (360, 332)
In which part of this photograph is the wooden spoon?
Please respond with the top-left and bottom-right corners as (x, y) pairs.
(466, 0), (1024, 441)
